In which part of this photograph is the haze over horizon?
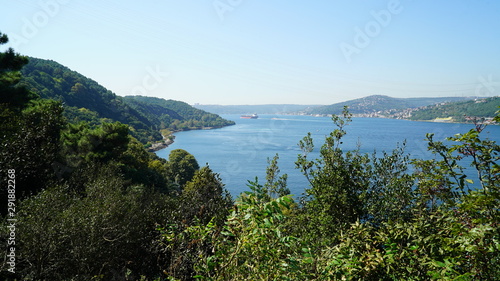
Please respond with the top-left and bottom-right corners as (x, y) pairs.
(2, 1), (500, 105)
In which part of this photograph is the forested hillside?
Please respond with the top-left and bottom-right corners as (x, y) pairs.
(306, 95), (474, 115)
(1, 32), (233, 280)
(409, 96), (500, 122)
(123, 95), (235, 131)
(19, 57), (234, 145)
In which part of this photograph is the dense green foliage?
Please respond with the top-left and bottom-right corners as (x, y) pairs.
(19, 57), (159, 144)
(409, 96), (500, 122)
(1, 35), (233, 280)
(0, 34), (37, 110)
(123, 95), (235, 131)
(19, 57), (234, 144)
(1, 34), (65, 206)
(1, 32), (499, 280)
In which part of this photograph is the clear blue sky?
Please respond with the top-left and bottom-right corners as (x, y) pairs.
(2, 0), (500, 105)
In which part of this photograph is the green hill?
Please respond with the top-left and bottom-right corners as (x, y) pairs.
(19, 57), (234, 144)
(123, 95), (236, 131)
(305, 95), (474, 115)
(408, 96), (500, 122)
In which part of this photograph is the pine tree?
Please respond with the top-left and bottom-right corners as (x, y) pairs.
(0, 31), (37, 109)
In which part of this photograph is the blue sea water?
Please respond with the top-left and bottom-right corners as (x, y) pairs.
(156, 115), (500, 198)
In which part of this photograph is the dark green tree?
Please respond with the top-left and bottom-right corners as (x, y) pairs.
(60, 121), (130, 166)
(156, 166), (233, 279)
(0, 31), (37, 110)
(118, 137), (171, 192)
(181, 166), (233, 226)
(167, 149), (200, 187)
(8, 164), (172, 280)
(0, 99), (65, 202)
(294, 108), (372, 246)
(0, 32), (60, 212)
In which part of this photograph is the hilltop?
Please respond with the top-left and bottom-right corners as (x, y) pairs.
(191, 95), (498, 125)
(303, 95), (476, 116)
(19, 57), (234, 145)
(123, 95), (234, 131)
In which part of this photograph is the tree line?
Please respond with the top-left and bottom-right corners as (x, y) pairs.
(409, 96), (500, 122)
(19, 57), (234, 146)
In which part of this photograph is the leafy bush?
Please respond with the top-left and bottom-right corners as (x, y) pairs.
(7, 164), (171, 280)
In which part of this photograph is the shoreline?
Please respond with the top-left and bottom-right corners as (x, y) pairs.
(148, 134), (175, 152)
(147, 125), (234, 152)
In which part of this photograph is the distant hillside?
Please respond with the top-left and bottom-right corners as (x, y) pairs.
(408, 96), (500, 122)
(305, 95), (475, 116)
(194, 104), (319, 115)
(123, 96), (235, 131)
(19, 57), (234, 144)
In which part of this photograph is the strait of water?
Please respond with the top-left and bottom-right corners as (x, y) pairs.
(156, 115), (500, 197)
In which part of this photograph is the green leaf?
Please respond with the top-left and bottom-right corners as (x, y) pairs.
(303, 257), (314, 264)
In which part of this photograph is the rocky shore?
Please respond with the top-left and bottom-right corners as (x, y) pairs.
(147, 125), (230, 152)
(148, 134), (175, 152)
